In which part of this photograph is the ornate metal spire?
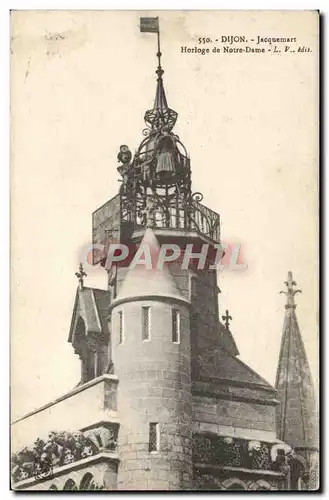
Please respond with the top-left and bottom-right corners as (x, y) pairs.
(141, 17), (178, 131)
(280, 271), (302, 309)
(108, 17), (220, 250)
(222, 309), (232, 330)
(154, 27), (167, 109)
(75, 263), (87, 290)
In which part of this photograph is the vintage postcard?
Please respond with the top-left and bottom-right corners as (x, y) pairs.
(10, 10), (319, 491)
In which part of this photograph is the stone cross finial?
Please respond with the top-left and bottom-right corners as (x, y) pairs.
(222, 309), (232, 330)
(280, 271), (302, 309)
(75, 263), (87, 290)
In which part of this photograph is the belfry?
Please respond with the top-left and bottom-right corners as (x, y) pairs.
(11, 18), (318, 491)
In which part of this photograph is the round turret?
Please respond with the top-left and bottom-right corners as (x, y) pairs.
(109, 230), (193, 490)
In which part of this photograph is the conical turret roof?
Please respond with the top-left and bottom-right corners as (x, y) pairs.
(275, 272), (318, 450)
(111, 228), (189, 307)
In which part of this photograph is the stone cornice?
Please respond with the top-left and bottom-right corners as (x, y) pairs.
(109, 294), (191, 311)
(194, 462), (285, 478)
(195, 376), (277, 393)
(192, 386), (279, 407)
(131, 227), (219, 247)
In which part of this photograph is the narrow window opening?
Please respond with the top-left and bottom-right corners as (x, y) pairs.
(94, 350), (104, 377)
(94, 351), (98, 378)
(118, 311), (124, 344)
(172, 309), (180, 343)
(142, 306), (151, 340)
(86, 350), (95, 382)
(149, 422), (160, 452)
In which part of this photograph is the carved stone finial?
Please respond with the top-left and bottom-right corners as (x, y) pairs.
(75, 263), (87, 290)
(280, 271), (302, 309)
(222, 309), (232, 330)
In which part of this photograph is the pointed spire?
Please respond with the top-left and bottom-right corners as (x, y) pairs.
(154, 29), (168, 110)
(154, 72), (168, 110)
(142, 17), (178, 131)
(275, 272), (318, 453)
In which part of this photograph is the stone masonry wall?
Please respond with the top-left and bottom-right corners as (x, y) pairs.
(111, 299), (193, 490)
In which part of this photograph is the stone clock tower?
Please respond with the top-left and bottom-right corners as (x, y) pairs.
(92, 20), (222, 490)
(11, 17), (317, 492)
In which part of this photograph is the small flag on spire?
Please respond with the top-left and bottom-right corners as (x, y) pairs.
(140, 17), (159, 33)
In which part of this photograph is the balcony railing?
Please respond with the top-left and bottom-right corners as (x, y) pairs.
(92, 193), (220, 264)
(193, 433), (294, 474)
(132, 195), (220, 242)
(11, 426), (118, 486)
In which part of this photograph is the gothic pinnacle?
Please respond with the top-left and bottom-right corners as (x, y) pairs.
(222, 309), (232, 330)
(75, 263), (87, 290)
(280, 271), (302, 309)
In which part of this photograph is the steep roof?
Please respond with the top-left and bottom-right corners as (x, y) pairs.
(197, 346), (274, 390)
(218, 321), (240, 357)
(275, 272), (318, 450)
(68, 287), (111, 344)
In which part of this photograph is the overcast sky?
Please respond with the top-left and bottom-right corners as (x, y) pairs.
(11, 11), (318, 421)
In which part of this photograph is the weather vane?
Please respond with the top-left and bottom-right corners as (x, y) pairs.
(140, 17), (162, 71)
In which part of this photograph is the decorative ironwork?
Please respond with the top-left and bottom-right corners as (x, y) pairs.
(142, 127), (151, 137)
(92, 191), (220, 262)
(33, 456), (53, 480)
(250, 442), (271, 470)
(131, 193), (220, 241)
(92, 25), (221, 260)
(193, 434), (280, 471)
(307, 462), (319, 490)
(192, 192), (204, 203)
(193, 433), (307, 482)
(11, 427), (118, 484)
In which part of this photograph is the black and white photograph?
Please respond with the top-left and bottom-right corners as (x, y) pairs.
(10, 10), (319, 491)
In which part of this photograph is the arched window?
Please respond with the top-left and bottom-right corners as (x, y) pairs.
(80, 473), (96, 491)
(290, 456), (305, 490)
(172, 309), (180, 343)
(76, 316), (86, 339)
(222, 478), (247, 491)
(142, 306), (151, 341)
(63, 478), (78, 490)
(227, 484), (246, 491)
(118, 311), (124, 344)
(49, 484), (58, 491)
(252, 479), (272, 491)
(76, 316), (104, 382)
(76, 317), (90, 383)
